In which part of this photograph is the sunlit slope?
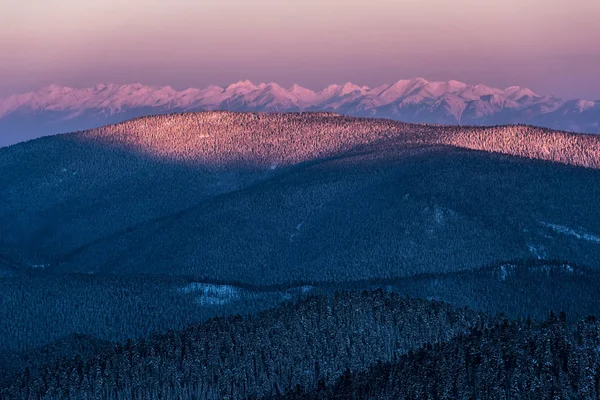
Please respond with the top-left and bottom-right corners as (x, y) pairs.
(65, 112), (600, 168)
(1, 112), (600, 283)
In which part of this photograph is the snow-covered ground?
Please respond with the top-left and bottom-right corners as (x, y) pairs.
(2, 78), (597, 136)
(527, 264), (576, 276)
(498, 264), (516, 281)
(527, 243), (546, 259)
(178, 282), (315, 306)
(540, 222), (600, 243)
(496, 262), (578, 281)
(179, 283), (241, 305)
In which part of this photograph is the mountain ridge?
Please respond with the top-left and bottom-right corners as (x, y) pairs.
(1, 78), (598, 146)
(3, 112), (600, 285)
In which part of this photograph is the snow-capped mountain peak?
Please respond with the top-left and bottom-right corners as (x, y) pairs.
(0, 78), (598, 147)
(223, 80), (259, 97)
(503, 86), (540, 102)
(339, 82), (365, 96)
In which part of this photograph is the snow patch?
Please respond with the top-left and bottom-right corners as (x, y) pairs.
(298, 285), (313, 293)
(576, 100), (596, 112)
(177, 282), (314, 307)
(527, 243), (546, 259)
(564, 264), (574, 273)
(424, 205), (457, 230)
(290, 221), (305, 242)
(540, 222), (600, 243)
(179, 283), (241, 305)
(527, 263), (578, 276)
(498, 264), (516, 281)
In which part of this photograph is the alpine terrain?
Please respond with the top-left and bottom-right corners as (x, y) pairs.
(1, 78), (598, 146)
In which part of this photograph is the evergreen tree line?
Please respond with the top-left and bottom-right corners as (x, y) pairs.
(1, 290), (481, 399)
(0, 273), (296, 356)
(279, 313), (600, 400)
(3, 287), (600, 399)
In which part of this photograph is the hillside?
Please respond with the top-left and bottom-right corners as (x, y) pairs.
(369, 259), (600, 322)
(4, 258), (600, 364)
(0, 272), (313, 356)
(1, 78), (598, 146)
(3, 112), (600, 399)
(5, 291), (600, 400)
(282, 314), (600, 400)
(5, 258), (600, 362)
(0, 291), (483, 399)
(2, 112), (600, 284)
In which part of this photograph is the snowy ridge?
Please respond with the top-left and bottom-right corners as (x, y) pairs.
(495, 262), (579, 281)
(178, 282), (315, 306)
(0, 78), (548, 117)
(540, 222), (600, 244)
(1, 78), (599, 146)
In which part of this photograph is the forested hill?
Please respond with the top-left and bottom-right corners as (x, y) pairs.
(9, 111), (600, 168)
(282, 314), (600, 400)
(3, 112), (600, 285)
(378, 258), (600, 323)
(3, 113), (600, 399)
(4, 290), (600, 400)
(0, 291), (483, 400)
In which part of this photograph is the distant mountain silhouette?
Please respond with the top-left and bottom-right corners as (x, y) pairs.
(1, 78), (598, 146)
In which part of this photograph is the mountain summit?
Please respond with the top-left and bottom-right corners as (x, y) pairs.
(0, 78), (598, 146)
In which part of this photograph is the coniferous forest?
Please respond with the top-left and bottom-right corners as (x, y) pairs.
(2, 112), (600, 399)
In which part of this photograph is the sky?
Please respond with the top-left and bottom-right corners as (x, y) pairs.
(0, 0), (599, 99)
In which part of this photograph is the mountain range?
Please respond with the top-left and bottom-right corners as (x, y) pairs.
(1, 78), (599, 146)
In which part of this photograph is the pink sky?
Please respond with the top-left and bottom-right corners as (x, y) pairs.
(1, 0), (599, 99)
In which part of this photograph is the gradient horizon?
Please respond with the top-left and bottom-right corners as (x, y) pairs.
(1, 0), (599, 99)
